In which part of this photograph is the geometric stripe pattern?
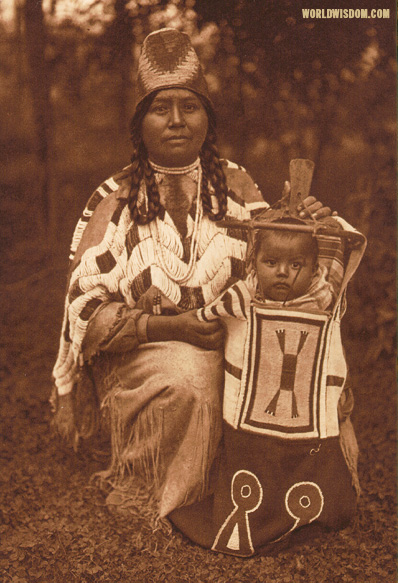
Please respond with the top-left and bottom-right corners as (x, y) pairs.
(316, 235), (344, 297)
(69, 177), (119, 261)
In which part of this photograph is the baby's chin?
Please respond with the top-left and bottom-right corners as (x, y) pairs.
(269, 292), (297, 302)
(265, 284), (295, 302)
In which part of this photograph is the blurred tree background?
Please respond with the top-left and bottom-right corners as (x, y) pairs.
(0, 0), (396, 361)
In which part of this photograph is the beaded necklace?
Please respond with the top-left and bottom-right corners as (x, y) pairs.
(148, 158), (203, 284)
(149, 157), (201, 176)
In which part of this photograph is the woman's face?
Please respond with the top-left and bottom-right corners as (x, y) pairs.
(141, 88), (209, 167)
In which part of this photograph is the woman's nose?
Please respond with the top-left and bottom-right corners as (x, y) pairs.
(169, 104), (185, 127)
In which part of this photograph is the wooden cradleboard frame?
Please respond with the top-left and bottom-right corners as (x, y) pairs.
(218, 159), (365, 247)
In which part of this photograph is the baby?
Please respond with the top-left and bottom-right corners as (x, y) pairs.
(197, 218), (335, 323)
(250, 219), (334, 311)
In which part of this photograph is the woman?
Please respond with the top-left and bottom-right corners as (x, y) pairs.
(52, 28), (332, 519)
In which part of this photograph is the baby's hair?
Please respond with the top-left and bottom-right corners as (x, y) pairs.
(127, 92), (228, 225)
(253, 218), (319, 266)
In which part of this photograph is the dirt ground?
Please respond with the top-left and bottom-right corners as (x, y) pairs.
(0, 229), (396, 583)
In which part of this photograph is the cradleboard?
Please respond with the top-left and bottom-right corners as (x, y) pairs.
(169, 179), (367, 556)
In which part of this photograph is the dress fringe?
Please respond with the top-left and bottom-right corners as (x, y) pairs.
(98, 380), (219, 517)
(195, 399), (216, 503)
(100, 387), (165, 497)
(339, 417), (361, 498)
(51, 391), (79, 451)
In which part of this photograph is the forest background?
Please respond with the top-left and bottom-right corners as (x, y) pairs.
(0, 0), (396, 582)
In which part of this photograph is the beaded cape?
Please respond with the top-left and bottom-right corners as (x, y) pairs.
(53, 160), (268, 397)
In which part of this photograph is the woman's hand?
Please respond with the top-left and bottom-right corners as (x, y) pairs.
(147, 310), (224, 350)
(297, 195), (336, 219)
(283, 181), (337, 219)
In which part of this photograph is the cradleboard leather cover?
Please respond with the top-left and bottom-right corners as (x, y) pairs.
(169, 219), (366, 556)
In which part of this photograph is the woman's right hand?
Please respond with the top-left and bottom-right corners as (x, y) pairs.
(147, 310), (224, 350)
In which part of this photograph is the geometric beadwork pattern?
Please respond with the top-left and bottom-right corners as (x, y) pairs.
(239, 309), (328, 438)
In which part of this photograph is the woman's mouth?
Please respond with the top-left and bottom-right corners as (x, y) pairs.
(166, 136), (190, 142)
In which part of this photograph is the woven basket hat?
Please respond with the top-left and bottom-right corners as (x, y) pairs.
(136, 28), (211, 108)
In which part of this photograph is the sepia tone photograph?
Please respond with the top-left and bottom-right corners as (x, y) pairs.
(0, 0), (396, 581)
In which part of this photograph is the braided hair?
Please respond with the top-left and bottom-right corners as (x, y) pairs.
(128, 92), (229, 224)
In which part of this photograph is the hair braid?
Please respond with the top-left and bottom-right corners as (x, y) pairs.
(200, 135), (228, 221)
(199, 153), (213, 217)
(127, 94), (163, 225)
(143, 158), (161, 222)
(127, 139), (145, 223)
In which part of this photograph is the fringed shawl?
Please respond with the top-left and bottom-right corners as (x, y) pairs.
(53, 160), (268, 397)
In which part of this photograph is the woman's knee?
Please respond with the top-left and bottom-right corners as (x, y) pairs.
(161, 375), (222, 410)
(160, 343), (223, 384)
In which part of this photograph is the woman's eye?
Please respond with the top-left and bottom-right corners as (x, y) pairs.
(184, 104), (198, 112)
(152, 105), (168, 114)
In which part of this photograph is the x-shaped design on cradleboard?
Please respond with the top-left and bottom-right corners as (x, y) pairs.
(265, 329), (309, 418)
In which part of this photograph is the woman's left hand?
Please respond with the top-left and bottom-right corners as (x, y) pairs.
(297, 195), (335, 219)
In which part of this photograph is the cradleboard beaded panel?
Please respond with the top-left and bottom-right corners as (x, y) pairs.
(223, 304), (346, 440)
(206, 300), (352, 557)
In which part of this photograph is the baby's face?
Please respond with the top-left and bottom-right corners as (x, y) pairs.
(255, 234), (316, 302)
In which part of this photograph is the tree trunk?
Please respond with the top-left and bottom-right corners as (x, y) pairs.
(23, 0), (53, 244)
(15, 0), (24, 95)
(111, 0), (134, 133)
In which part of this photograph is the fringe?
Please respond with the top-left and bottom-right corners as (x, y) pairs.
(193, 399), (217, 504)
(98, 382), (219, 516)
(104, 476), (173, 534)
(52, 363), (100, 448)
(99, 384), (165, 500)
(97, 379), (126, 481)
(51, 390), (79, 451)
(124, 405), (165, 493)
(339, 416), (362, 499)
(73, 363), (99, 440)
(157, 404), (219, 518)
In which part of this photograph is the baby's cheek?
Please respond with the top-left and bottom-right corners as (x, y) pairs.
(295, 271), (313, 294)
